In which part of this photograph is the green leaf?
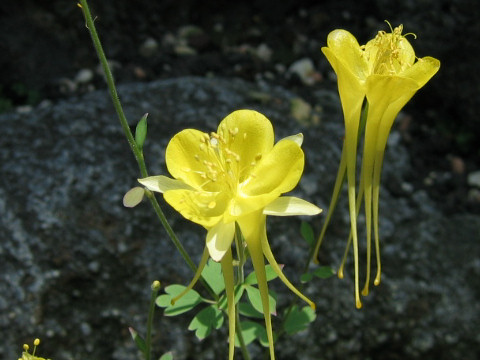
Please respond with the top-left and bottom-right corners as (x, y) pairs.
(135, 113), (148, 149)
(300, 272), (313, 283)
(234, 321), (268, 348)
(218, 285), (245, 310)
(188, 305), (224, 340)
(283, 305), (316, 335)
(156, 284), (203, 316)
(201, 259), (225, 295)
(244, 265), (279, 285)
(238, 302), (264, 319)
(313, 266), (335, 279)
(128, 327), (146, 354)
(159, 352), (173, 360)
(300, 221), (314, 248)
(244, 285), (277, 315)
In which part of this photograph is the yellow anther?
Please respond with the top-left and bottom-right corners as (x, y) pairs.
(23, 344), (29, 351)
(208, 201), (216, 209)
(194, 154), (200, 161)
(34, 339), (40, 346)
(243, 132), (247, 140)
(199, 143), (206, 151)
(255, 153), (262, 161)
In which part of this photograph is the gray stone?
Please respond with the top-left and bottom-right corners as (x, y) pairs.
(1, 77), (479, 360)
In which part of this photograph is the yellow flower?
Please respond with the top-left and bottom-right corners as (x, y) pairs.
(139, 109), (321, 359)
(313, 23), (440, 308)
(20, 339), (50, 360)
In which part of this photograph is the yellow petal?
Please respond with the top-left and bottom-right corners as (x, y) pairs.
(206, 221), (235, 261)
(263, 196), (322, 216)
(402, 56), (440, 88)
(165, 129), (226, 192)
(217, 109), (274, 182)
(164, 189), (228, 227)
(241, 139), (304, 199)
(138, 175), (193, 193)
(324, 29), (369, 82)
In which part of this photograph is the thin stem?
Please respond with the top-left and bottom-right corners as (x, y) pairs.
(78, 0), (146, 177)
(145, 281), (161, 360)
(78, 0), (218, 301)
(145, 190), (218, 301)
(233, 224), (251, 360)
(235, 307), (251, 360)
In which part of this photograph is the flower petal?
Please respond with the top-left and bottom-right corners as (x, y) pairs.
(231, 139), (304, 218)
(402, 56), (440, 89)
(217, 110), (274, 182)
(164, 189), (228, 227)
(138, 175), (194, 193)
(323, 29), (369, 82)
(206, 221), (235, 261)
(165, 129), (226, 192)
(263, 196), (322, 216)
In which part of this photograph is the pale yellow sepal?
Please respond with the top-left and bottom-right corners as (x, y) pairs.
(281, 133), (304, 146)
(206, 221), (235, 262)
(138, 175), (194, 193)
(263, 196), (322, 216)
(123, 186), (145, 208)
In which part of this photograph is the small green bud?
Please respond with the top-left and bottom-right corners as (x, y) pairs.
(135, 113), (148, 149)
(151, 280), (161, 291)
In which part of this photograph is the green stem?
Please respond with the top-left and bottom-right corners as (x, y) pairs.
(233, 225), (251, 360)
(235, 306), (251, 360)
(78, 0), (146, 177)
(146, 281), (161, 360)
(78, 0), (218, 301)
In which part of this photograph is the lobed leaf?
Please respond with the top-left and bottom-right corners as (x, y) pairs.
(188, 305), (224, 340)
(159, 352), (173, 360)
(244, 265), (279, 285)
(244, 285), (277, 315)
(234, 321), (269, 348)
(201, 259), (225, 295)
(156, 284), (203, 316)
(313, 266), (335, 279)
(283, 305), (316, 335)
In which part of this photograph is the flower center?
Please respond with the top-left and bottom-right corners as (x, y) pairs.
(363, 23), (415, 76)
(192, 128), (243, 196)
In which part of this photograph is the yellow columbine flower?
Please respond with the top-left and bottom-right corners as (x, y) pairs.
(313, 23), (440, 308)
(139, 109), (321, 360)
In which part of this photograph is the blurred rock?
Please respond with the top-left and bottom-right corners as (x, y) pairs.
(0, 77), (479, 360)
(288, 58), (321, 86)
(467, 170), (480, 188)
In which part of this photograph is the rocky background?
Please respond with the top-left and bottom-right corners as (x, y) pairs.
(1, 0), (479, 359)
